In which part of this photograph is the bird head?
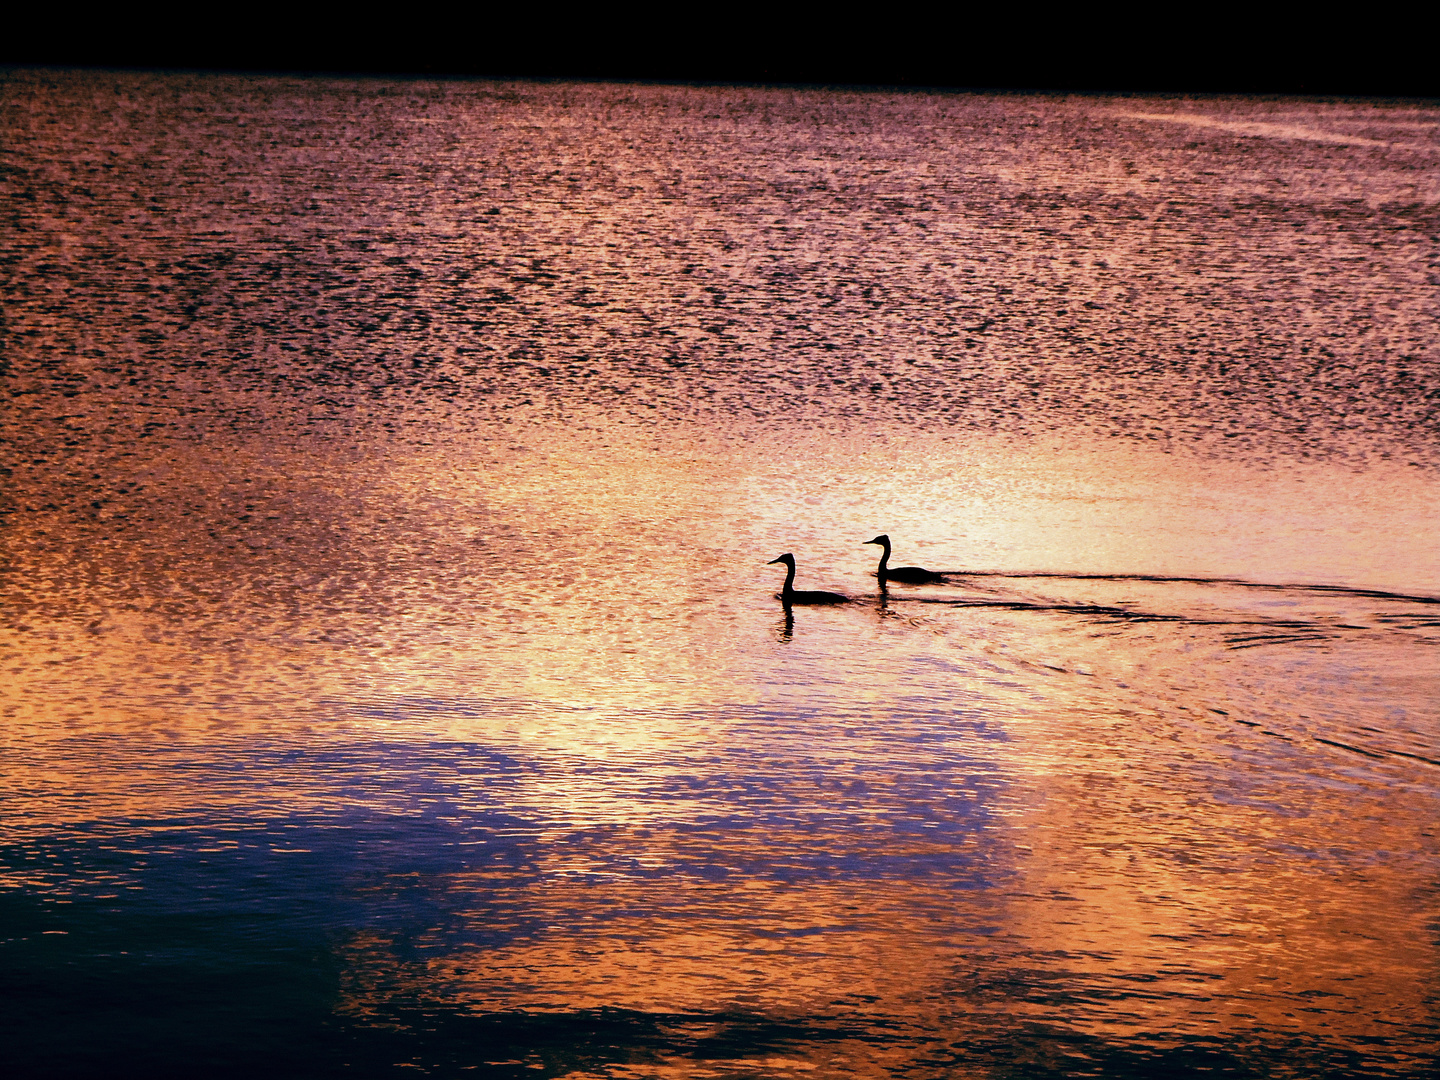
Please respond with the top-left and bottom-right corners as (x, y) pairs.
(767, 553), (795, 566)
(864, 534), (890, 546)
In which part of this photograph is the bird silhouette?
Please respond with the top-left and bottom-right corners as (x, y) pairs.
(767, 553), (851, 605)
(864, 534), (945, 584)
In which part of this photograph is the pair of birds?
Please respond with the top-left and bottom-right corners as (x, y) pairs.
(768, 534), (944, 605)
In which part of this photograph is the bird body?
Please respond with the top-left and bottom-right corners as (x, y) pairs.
(865, 534), (944, 584)
(767, 553), (851, 605)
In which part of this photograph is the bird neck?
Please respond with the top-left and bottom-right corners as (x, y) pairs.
(781, 560), (797, 596)
(875, 541), (891, 573)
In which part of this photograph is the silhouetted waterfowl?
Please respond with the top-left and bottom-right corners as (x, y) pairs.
(865, 534), (945, 584)
(767, 553), (851, 605)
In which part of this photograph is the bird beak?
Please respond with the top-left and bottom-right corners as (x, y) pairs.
(767, 556), (785, 565)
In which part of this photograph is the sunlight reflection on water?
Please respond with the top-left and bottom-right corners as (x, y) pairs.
(2, 70), (1438, 1077)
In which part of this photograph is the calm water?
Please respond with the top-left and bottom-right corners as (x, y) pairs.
(2, 69), (1439, 1078)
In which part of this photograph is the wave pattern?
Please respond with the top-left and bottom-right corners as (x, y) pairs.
(1, 72), (1438, 1078)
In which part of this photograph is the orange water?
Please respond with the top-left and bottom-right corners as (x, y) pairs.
(2, 70), (1437, 1077)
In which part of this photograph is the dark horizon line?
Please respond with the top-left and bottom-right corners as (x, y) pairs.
(4, 47), (1438, 99)
(5, 60), (1436, 98)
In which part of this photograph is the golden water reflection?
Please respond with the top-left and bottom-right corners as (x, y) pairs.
(5, 74), (1439, 1075)
(11, 426), (1434, 1070)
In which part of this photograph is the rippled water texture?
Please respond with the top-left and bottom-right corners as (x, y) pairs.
(2, 70), (1439, 1077)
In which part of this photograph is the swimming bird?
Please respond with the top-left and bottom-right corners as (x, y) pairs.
(864, 534), (945, 584)
(767, 553), (851, 605)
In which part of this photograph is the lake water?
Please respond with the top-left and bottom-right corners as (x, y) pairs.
(2, 69), (1438, 1078)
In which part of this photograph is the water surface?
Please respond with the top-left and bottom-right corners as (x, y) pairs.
(2, 70), (1438, 1077)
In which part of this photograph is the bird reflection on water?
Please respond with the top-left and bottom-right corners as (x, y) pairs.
(770, 547), (920, 641)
